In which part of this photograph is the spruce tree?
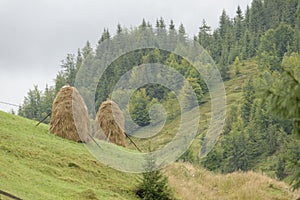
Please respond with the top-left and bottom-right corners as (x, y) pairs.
(136, 154), (173, 200)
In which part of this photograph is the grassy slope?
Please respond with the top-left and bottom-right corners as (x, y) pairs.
(0, 111), (139, 200)
(1, 111), (299, 200)
(1, 60), (299, 199)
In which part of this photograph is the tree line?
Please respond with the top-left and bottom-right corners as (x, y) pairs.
(18, 0), (300, 189)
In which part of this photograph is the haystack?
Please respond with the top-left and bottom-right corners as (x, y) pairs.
(49, 86), (91, 142)
(94, 99), (126, 147)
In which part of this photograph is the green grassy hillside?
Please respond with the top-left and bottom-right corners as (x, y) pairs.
(1, 61), (300, 200)
(1, 103), (300, 199)
(0, 111), (138, 200)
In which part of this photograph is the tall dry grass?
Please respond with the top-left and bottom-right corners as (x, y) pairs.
(165, 162), (300, 200)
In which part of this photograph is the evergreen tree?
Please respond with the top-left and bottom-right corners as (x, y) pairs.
(222, 123), (250, 173)
(275, 158), (286, 180)
(219, 62), (230, 81)
(60, 54), (76, 86)
(136, 155), (173, 200)
(262, 53), (300, 137)
(178, 23), (186, 43)
(249, 0), (265, 50)
(82, 41), (93, 60)
(19, 85), (42, 121)
(233, 56), (241, 76)
(98, 28), (111, 44)
(223, 105), (239, 135)
(198, 19), (212, 49)
(54, 71), (66, 94)
(40, 85), (55, 123)
(234, 6), (244, 42)
(241, 78), (255, 123)
(116, 23), (122, 34)
(179, 78), (199, 111)
(129, 88), (152, 127)
(169, 20), (175, 31)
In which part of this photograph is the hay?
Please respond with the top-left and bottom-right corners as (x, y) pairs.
(49, 86), (91, 142)
(94, 99), (126, 147)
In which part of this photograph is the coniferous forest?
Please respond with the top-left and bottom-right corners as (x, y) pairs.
(18, 0), (300, 191)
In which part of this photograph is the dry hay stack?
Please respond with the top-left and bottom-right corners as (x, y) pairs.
(94, 100), (126, 147)
(49, 86), (91, 142)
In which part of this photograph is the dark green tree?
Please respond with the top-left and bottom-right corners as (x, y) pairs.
(261, 53), (300, 190)
(129, 88), (152, 127)
(198, 19), (212, 49)
(136, 155), (173, 200)
(19, 85), (42, 121)
(276, 158), (287, 180)
(61, 54), (76, 86)
(241, 78), (255, 123)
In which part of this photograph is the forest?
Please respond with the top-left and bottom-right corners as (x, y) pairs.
(18, 0), (300, 190)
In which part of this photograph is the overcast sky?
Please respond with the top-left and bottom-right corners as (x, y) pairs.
(0, 0), (251, 112)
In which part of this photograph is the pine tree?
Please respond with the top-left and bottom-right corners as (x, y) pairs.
(262, 53), (300, 136)
(129, 88), (151, 127)
(19, 85), (42, 121)
(198, 19), (211, 49)
(136, 155), (173, 200)
(223, 105), (239, 135)
(82, 41), (93, 59)
(98, 28), (111, 44)
(54, 71), (66, 94)
(61, 54), (76, 86)
(178, 23), (186, 43)
(233, 56), (241, 76)
(116, 23), (122, 34)
(234, 6), (244, 42)
(249, 0), (265, 50)
(241, 78), (255, 123)
(169, 20), (175, 31)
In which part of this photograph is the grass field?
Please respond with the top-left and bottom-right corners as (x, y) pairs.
(1, 111), (299, 199)
(0, 111), (139, 200)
